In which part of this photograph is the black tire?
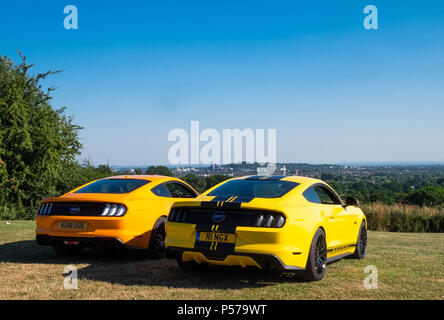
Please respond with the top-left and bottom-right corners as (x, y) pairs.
(303, 228), (327, 282)
(351, 221), (367, 259)
(52, 242), (85, 256)
(147, 216), (167, 259)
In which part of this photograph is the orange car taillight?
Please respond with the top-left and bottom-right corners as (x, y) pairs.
(37, 202), (127, 217)
(101, 204), (127, 217)
(37, 203), (53, 215)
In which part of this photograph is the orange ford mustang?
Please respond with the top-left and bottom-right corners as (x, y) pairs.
(35, 175), (198, 256)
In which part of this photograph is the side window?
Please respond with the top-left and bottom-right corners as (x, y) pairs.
(313, 186), (341, 205)
(151, 184), (172, 197)
(303, 187), (321, 204)
(166, 183), (197, 198)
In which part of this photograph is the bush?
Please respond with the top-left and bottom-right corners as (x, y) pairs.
(362, 202), (444, 233)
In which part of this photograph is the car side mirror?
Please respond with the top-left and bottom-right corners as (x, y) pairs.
(344, 196), (358, 207)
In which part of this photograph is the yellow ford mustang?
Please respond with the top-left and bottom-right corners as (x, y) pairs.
(36, 175), (198, 256)
(165, 175), (367, 281)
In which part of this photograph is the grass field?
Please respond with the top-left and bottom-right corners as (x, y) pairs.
(0, 221), (443, 300)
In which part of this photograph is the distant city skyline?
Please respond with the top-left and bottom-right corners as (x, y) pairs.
(113, 161), (444, 170)
(1, 1), (443, 165)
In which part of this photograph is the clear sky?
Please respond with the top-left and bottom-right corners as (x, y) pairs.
(1, 1), (443, 165)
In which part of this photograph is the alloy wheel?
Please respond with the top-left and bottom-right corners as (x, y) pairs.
(314, 235), (327, 274)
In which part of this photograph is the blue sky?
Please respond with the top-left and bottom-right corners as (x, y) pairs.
(1, 1), (443, 165)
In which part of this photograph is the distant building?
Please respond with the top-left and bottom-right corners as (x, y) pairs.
(257, 163), (276, 175)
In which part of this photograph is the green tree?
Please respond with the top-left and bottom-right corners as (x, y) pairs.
(181, 173), (205, 193)
(404, 186), (444, 207)
(0, 157), (8, 205)
(55, 161), (114, 196)
(204, 174), (230, 190)
(180, 174), (230, 194)
(0, 53), (83, 214)
(144, 165), (173, 176)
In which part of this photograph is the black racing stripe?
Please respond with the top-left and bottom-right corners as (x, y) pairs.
(194, 240), (212, 251)
(244, 175), (288, 181)
(200, 200), (242, 209)
(244, 175), (266, 180)
(327, 243), (356, 253)
(211, 196), (255, 203)
(204, 196), (255, 208)
(212, 242), (236, 253)
(220, 202), (242, 209)
(211, 195), (234, 202)
(264, 175), (287, 181)
(217, 225), (237, 233)
(195, 224), (214, 232)
(195, 224), (237, 234)
(232, 196), (255, 203)
(200, 201), (219, 209)
(200, 200), (243, 209)
(194, 242), (236, 259)
(212, 196), (254, 204)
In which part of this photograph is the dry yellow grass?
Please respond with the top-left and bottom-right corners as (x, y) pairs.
(0, 221), (443, 300)
(363, 202), (444, 216)
(361, 202), (444, 232)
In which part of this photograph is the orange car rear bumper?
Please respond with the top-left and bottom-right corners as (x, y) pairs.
(35, 216), (150, 249)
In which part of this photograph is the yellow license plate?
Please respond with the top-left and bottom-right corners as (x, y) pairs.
(199, 232), (236, 243)
(58, 222), (88, 231)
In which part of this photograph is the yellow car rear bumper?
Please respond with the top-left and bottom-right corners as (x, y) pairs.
(165, 222), (309, 270)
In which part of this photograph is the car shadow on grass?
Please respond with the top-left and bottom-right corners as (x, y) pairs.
(0, 240), (304, 289)
(0, 240), (153, 264)
(76, 261), (304, 290)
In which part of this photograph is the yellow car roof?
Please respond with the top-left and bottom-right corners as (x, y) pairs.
(236, 175), (323, 185)
(281, 176), (323, 184)
(105, 175), (177, 181)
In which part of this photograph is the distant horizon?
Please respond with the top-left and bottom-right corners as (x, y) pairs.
(110, 161), (444, 169)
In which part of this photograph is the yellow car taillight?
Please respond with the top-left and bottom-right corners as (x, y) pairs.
(254, 213), (286, 228)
